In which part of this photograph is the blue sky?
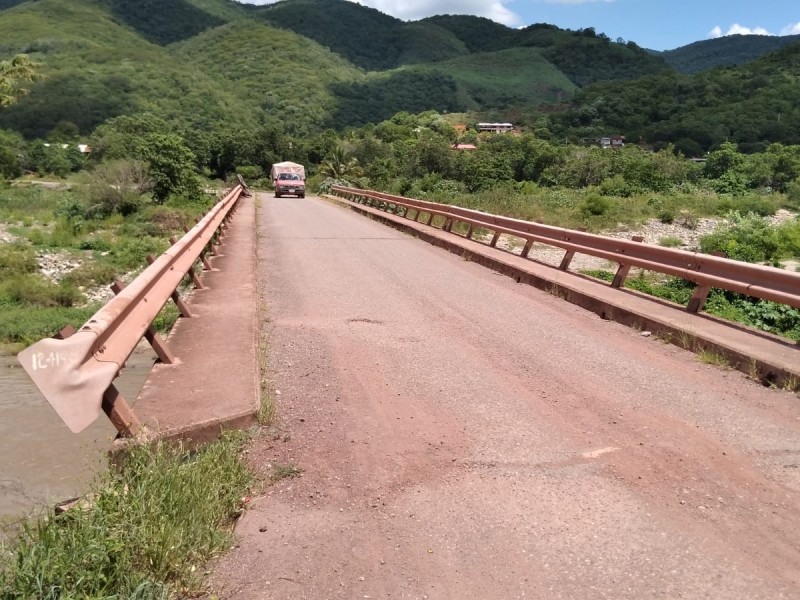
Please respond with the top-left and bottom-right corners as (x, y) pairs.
(241, 0), (800, 51)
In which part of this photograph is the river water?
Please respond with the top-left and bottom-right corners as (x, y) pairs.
(0, 348), (156, 523)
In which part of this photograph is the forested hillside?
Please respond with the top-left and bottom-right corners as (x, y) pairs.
(257, 1), (670, 85)
(174, 21), (360, 134)
(555, 42), (800, 154)
(662, 34), (800, 74)
(0, 0), (798, 153)
(0, 0), (256, 137)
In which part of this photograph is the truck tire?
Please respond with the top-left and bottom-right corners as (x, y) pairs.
(275, 192), (281, 198)
(299, 193), (305, 198)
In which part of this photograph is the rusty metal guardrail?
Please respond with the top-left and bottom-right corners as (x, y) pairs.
(330, 185), (800, 314)
(17, 184), (246, 438)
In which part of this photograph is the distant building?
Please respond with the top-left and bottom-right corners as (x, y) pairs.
(452, 143), (477, 150)
(477, 122), (514, 133)
(42, 143), (92, 153)
(581, 136), (625, 149)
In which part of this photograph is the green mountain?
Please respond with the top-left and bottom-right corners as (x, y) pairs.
(256, 0), (669, 84)
(662, 34), (800, 74)
(255, 0), (404, 70)
(173, 21), (361, 134)
(556, 41), (800, 153)
(3, 0), (792, 152)
(0, 0), (256, 137)
(0, 0), (640, 139)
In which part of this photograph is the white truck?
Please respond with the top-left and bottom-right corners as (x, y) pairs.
(271, 161), (306, 198)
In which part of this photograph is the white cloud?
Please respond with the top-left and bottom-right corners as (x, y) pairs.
(238, 0), (521, 26)
(780, 22), (800, 36)
(708, 23), (788, 39)
(352, 0), (519, 26)
(542, 0), (615, 4)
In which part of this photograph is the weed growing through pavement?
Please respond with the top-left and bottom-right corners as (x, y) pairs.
(748, 359), (761, 382)
(697, 349), (731, 368)
(545, 283), (567, 300)
(654, 331), (673, 345)
(271, 464), (302, 483)
(782, 374), (800, 393)
(678, 331), (694, 351)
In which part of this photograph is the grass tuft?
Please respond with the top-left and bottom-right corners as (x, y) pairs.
(0, 433), (252, 598)
(697, 349), (731, 368)
(270, 464), (302, 483)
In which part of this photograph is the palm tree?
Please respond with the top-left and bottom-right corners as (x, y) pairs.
(320, 146), (363, 180)
(0, 54), (42, 107)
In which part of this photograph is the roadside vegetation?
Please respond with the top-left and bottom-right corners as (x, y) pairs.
(0, 433), (253, 598)
(0, 182), (213, 353)
(2, 107), (800, 348)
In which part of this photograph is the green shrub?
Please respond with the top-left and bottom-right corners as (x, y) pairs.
(657, 208), (675, 224)
(0, 243), (38, 275)
(54, 197), (86, 221)
(700, 212), (780, 264)
(78, 237), (112, 252)
(0, 305), (97, 347)
(786, 179), (800, 209)
(580, 193), (612, 217)
(61, 262), (117, 289)
(235, 165), (263, 181)
(776, 218), (800, 259)
(716, 195), (777, 217)
(658, 237), (684, 248)
(108, 237), (166, 270)
(0, 274), (83, 307)
(599, 175), (633, 197)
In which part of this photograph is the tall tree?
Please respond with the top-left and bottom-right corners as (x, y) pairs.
(0, 54), (41, 107)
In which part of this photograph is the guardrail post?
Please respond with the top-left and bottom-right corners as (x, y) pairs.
(425, 213), (434, 226)
(687, 251), (727, 313)
(489, 231), (501, 247)
(612, 236), (644, 288)
(111, 280), (176, 365)
(559, 250), (576, 271)
(521, 239), (534, 259)
(183, 225), (212, 272)
(146, 255), (192, 318)
(102, 384), (143, 438)
(465, 224), (475, 240)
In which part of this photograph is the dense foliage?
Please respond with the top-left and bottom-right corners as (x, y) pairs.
(0, 0), (798, 148)
(0, 53), (39, 106)
(256, 0), (407, 70)
(105, 0), (228, 45)
(661, 34), (800, 74)
(555, 43), (800, 154)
